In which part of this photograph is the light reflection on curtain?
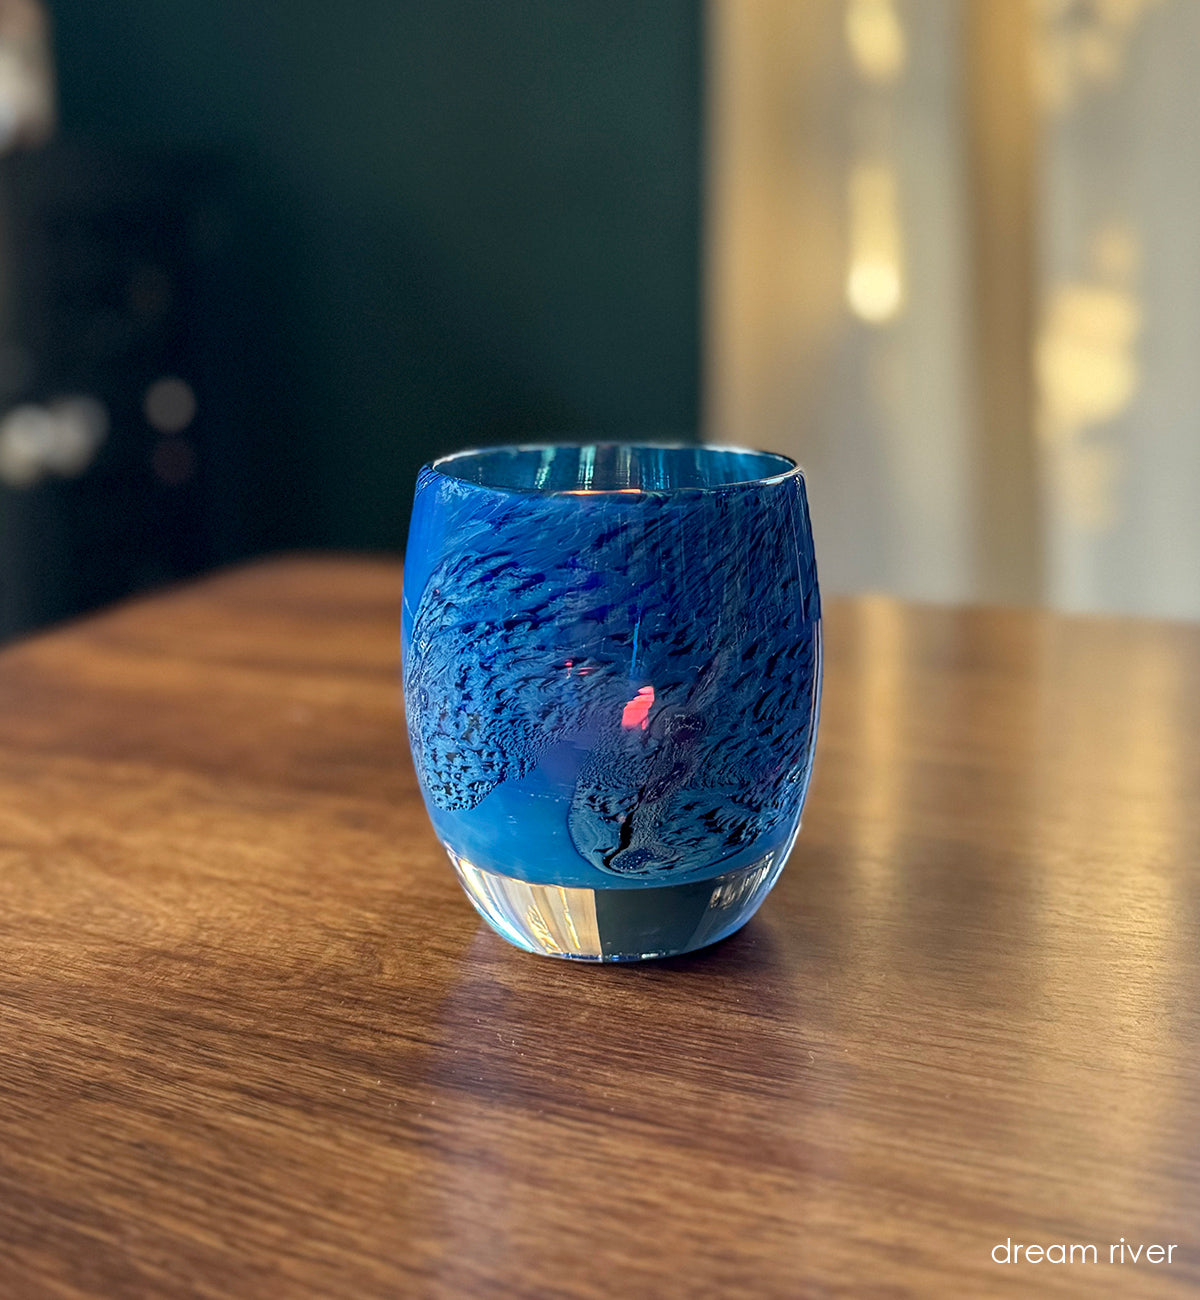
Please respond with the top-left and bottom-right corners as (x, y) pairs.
(1036, 0), (1199, 618)
(706, 0), (1199, 618)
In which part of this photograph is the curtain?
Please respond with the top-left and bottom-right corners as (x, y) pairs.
(706, 0), (1199, 618)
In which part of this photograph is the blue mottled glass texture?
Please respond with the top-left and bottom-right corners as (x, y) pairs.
(402, 444), (821, 894)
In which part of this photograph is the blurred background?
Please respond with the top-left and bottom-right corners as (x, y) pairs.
(0, 0), (1195, 640)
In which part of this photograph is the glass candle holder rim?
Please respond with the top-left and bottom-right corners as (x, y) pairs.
(426, 441), (806, 499)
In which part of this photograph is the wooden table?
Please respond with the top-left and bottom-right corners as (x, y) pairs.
(1, 556), (1198, 1299)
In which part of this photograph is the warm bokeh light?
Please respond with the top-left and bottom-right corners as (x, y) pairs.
(1037, 267), (1142, 532)
(1037, 283), (1141, 430)
(845, 0), (906, 84)
(846, 163), (905, 324)
(846, 260), (903, 324)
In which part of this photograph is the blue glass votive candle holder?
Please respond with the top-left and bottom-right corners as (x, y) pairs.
(401, 443), (821, 961)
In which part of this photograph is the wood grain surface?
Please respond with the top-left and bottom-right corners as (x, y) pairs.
(1, 556), (1198, 1299)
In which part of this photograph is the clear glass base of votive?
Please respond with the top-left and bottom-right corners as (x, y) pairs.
(447, 847), (787, 961)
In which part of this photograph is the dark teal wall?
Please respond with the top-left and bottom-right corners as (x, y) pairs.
(50, 1), (703, 551)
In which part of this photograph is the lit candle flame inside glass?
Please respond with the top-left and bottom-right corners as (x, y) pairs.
(621, 685), (655, 731)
